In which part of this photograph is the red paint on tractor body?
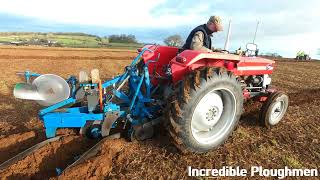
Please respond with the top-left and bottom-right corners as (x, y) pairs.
(141, 45), (275, 86)
(142, 45), (179, 85)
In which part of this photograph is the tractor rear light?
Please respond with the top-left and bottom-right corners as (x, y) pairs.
(176, 56), (186, 63)
(259, 96), (268, 102)
(243, 90), (250, 100)
(137, 48), (142, 52)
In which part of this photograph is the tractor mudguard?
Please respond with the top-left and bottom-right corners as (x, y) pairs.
(169, 49), (275, 83)
(141, 45), (179, 86)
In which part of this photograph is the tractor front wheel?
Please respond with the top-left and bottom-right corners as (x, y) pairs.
(167, 68), (243, 153)
(260, 91), (289, 128)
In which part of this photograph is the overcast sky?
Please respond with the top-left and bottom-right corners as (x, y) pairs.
(0, 0), (319, 58)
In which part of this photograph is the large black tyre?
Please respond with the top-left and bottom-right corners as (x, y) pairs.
(166, 67), (243, 153)
(259, 91), (289, 128)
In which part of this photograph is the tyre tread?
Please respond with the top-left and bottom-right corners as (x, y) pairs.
(166, 67), (242, 153)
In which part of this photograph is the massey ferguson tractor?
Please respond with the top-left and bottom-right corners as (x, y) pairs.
(1, 43), (289, 171)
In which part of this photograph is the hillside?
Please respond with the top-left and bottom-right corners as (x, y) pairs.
(0, 32), (142, 49)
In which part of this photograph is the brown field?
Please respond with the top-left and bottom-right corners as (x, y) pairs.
(0, 46), (319, 179)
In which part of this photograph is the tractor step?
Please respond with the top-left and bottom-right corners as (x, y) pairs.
(62, 133), (121, 173)
(0, 136), (62, 172)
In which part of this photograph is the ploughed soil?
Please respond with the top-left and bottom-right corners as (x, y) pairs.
(0, 46), (319, 179)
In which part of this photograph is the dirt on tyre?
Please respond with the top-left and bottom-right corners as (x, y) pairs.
(166, 67), (243, 153)
(260, 91), (289, 128)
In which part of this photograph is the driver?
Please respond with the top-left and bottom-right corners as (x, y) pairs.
(182, 16), (223, 52)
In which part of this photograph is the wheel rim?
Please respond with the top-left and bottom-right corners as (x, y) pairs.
(269, 100), (285, 125)
(191, 88), (237, 145)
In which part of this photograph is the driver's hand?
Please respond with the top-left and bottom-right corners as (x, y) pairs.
(212, 48), (229, 54)
(220, 50), (229, 54)
(212, 48), (222, 52)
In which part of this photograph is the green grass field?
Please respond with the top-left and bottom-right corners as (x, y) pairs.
(0, 32), (142, 49)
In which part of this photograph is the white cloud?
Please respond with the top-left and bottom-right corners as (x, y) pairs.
(0, 0), (319, 58)
(0, 0), (158, 27)
(0, 0), (207, 28)
(259, 33), (320, 58)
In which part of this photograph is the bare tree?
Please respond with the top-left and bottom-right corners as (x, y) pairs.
(164, 35), (183, 47)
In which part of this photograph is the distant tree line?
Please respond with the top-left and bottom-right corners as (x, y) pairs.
(0, 32), (140, 44)
(260, 52), (282, 58)
(0, 32), (99, 38)
(108, 34), (137, 43)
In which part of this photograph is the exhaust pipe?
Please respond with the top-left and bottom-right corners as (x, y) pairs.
(224, 20), (232, 51)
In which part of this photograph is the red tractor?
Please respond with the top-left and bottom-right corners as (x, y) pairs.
(142, 43), (289, 152)
(10, 43), (289, 158)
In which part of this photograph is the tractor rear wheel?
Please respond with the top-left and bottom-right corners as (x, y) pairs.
(166, 68), (243, 153)
(260, 91), (289, 128)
